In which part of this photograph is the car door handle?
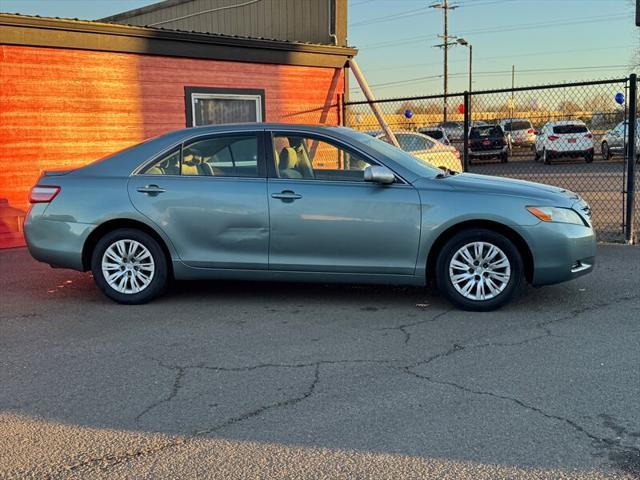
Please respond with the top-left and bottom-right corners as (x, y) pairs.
(136, 185), (166, 195)
(271, 190), (302, 201)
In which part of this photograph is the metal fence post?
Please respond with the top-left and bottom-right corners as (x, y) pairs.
(463, 91), (470, 171)
(625, 74), (637, 244)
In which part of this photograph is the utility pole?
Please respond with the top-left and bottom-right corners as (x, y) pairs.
(510, 64), (515, 120)
(431, 1), (458, 122)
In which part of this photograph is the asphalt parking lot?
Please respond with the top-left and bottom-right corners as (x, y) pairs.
(1, 246), (639, 479)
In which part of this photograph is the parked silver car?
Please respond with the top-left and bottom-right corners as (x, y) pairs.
(437, 121), (465, 141)
(601, 119), (640, 161)
(499, 118), (536, 149)
(25, 124), (596, 311)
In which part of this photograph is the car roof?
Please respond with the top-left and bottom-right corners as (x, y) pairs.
(364, 130), (427, 136)
(544, 120), (586, 126)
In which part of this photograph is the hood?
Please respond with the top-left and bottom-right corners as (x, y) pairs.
(439, 173), (578, 206)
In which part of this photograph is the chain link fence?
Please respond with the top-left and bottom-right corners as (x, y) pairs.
(343, 77), (638, 243)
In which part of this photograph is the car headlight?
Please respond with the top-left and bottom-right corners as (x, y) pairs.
(526, 206), (586, 225)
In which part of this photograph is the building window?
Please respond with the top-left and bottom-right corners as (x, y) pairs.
(185, 87), (265, 127)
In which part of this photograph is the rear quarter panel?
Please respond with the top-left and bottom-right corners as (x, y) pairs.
(35, 174), (180, 263)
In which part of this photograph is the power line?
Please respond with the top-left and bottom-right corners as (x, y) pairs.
(350, 64), (631, 91)
(349, 7), (426, 27)
(357, 13), (630, 50)
(361, 44), (635, 73)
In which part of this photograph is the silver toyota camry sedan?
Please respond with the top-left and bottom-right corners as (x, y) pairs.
(24, 124), (596, 311)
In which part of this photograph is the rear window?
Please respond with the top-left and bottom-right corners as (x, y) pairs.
(441, 122), (460, 128)
(503, 120), (532, 131)
(470, 126), (503, 138)
(553, 124), (587, 134)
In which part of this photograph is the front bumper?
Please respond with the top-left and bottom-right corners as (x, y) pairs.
(519, 221), (596, 286)
(24, 205), (94, 271)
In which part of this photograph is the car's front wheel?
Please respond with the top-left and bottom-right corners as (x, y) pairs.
(436, 229), (524, 311)
(601, 141), (611, 161)
(91, 228), (168, 304)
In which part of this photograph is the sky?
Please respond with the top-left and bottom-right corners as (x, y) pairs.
(1, 0), (638, 100)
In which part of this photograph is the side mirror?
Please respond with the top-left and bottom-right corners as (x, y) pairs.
(364, 165), (395, 185)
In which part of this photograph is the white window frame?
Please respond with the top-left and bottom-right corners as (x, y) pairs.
(190, 93), (263, 127)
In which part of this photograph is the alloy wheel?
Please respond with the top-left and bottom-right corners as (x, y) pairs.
(448, 241), (511, 301)
(101, 239), (155, 294)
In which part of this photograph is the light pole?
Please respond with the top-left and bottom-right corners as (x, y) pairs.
(456, 38), (472, 93)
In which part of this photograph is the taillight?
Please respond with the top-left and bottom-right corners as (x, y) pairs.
(584, 133), (593, 139)
(451, 147), (460, 159)
(527, 128), (534, 134)
(547, 135), (560, 141)
(29, 186), (60, 203)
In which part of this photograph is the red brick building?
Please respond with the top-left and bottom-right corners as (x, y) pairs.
(0, 13), (356, 248)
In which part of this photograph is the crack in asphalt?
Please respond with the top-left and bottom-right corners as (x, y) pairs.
(194, 363), (321, 436)
(375, 309), (454, 344)
(58, 363), (323, 476)
(535, 294), (640, 330)
(399, 366), (640, 466)
(51, 293), (640, 477)
(135, 365), (186, 423)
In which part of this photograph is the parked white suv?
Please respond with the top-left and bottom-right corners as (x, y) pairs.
(534, 120), (594, 164)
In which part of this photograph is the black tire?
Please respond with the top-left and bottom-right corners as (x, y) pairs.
(435, 228), (525, 311)
(585, 151), (594, 163)
(91, 228), (168, 304)
(543, 148), (551, 165)
(601, 141), (611, 161)
(500, 152), (508, 163)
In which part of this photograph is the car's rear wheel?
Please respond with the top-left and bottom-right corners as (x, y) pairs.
(500, 152), (508, 163)
(542, 148), (551, 165)
(436, 229), (524, 311)
(601, 141), (611, 161)
(91, 228), (168, 304)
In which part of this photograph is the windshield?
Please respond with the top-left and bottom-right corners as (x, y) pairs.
(553, 124), (587, 134)
(347, 130), (441, 177)
(503, 120), (531, 131)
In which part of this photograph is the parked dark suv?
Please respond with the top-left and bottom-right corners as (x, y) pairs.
(468, 125), (509, 164)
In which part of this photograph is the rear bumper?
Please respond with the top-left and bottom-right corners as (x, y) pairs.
(469, 147), (507, 157)
(547, 147), (594, 157)
(519, 221), (597, 286)
(24, 206), (93, 271)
